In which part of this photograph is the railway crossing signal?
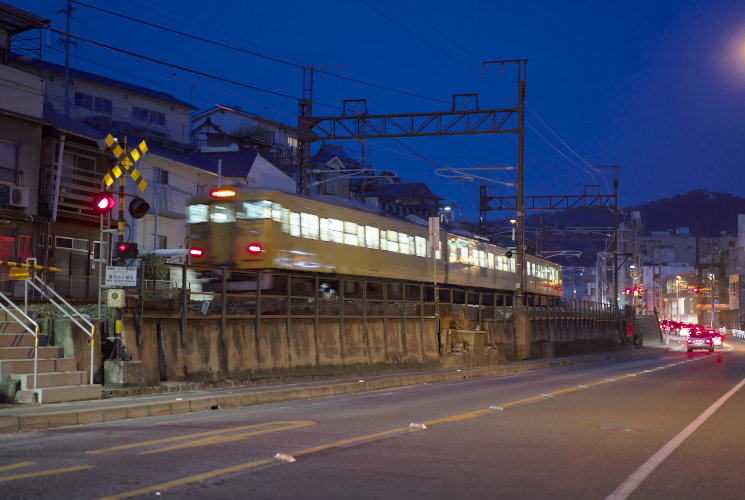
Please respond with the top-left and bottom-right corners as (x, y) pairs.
(92, 191), (116, 215)
(101, 134), (148, 192)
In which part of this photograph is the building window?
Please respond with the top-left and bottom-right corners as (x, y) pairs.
(0, 141), (18, 184)
(74, 91), (93, 109)
(94, 97), (112, 114)
(156, 168), (169, 185)
(132, 106), (149, 121)
(150, 111), (166, 126)
(157, 235), (167, 249)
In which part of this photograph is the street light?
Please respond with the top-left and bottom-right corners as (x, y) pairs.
(675, 275), (682, 323)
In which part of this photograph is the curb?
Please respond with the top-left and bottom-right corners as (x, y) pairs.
(0, 348), (659, 434)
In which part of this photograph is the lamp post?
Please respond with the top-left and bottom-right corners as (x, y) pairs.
(709, 273), (716, 329)
(675, 275), (681, 323)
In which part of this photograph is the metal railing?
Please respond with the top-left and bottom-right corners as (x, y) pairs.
(26, 269), (96, 385)
(0, 290), (39, 389)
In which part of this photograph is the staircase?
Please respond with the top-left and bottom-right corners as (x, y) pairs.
(634, 315), (664, 346)
(0, 302), (101, 404)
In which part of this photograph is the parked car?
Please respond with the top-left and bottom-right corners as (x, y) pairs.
(687, 330), (714, 353)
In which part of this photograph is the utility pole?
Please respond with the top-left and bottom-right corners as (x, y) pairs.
(63, 0), (72, 117)
(595, 166), (620, 310)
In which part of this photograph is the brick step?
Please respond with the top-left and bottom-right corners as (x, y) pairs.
(0, 358), (78, 376)
(0, 346), (62, 360)
(11, 371), (90, 390)
(15, 384), (102, 404)
(0, 333), (36, 347)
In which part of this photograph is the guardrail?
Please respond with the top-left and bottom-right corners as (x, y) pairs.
(732, 329), (745, 339)
(26, 269), (96, 385)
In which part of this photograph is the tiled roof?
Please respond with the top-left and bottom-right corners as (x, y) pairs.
(378, 183), (443, 200)
(313, 142), (360, 168)
(180, 151), (260, 178)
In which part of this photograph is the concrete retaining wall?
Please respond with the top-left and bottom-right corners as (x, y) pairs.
(120, 316), (442, 385)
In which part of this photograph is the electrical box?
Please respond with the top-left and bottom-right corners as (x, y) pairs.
(107, 288), (125, 308)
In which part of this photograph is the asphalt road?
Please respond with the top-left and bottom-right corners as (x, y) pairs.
(1, 341), (744, 500)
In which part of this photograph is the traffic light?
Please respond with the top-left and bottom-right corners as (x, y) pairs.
(128, 197), (150, 219)
(692, 286), (700, 293)
(116, 242), (139, 259)
(92, 191), (116, 215)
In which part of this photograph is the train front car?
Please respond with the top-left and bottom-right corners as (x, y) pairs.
(187, 187), (277, 269)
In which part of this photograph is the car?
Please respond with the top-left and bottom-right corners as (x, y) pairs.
(708, 329), (725, 348)
(687, 330), (714, 352)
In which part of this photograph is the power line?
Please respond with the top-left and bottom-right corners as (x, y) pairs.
(44, 26), (299, 101)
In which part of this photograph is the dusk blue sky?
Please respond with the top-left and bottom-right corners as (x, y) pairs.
(15, 0), (745, 223)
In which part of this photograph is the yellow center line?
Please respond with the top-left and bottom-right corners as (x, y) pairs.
(88, 420), (315, 455)
(423, 409), (492, 425)
(0, 465), (95, 483)
(98, 459), (273, 500)
(550, 386), (583, 396)
(0, 462), (35, 473)
(99, 427), (421, 500)
(292, 426), (420, 457)
(499, 395), (546, 408)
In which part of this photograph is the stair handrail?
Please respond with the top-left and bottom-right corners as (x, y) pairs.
(0, 291), (39, 389)
(27, 274), (95, 385)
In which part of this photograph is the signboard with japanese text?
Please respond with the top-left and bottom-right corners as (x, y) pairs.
(105, 266), (137, 287)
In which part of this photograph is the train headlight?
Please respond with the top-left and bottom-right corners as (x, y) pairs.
(210, 188), (237, 198)
(189, 248), (204, 257)
(247, 244), (263, 255)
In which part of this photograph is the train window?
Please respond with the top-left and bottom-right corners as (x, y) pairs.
(488, 252), (494, 269)
(289, 212), (301, 236)
(281, 208), (290, 232)
(240, 200), (271, 219)
(510, 259), (516, 273)
(479, 250), (486, 268)
(301, 213), (319, 239)
(357, 226), (365, 247)
(365, 226), (379, 249)
(319, 218), (329, 241)
(384, 230), (399, 252)
(344, 221), (359, 246)
(398, 233), (410, 255)
(187, 204), (209, 223)
(328, 219), (343, 244)
(448, 240), (457, 262)
(209, 203), (235, 223)
(415, 236), (426, 257)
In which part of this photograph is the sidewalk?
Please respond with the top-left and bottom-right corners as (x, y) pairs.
(0, 346), (668, 435)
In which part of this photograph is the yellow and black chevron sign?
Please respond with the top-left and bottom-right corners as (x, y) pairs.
(101, 134), (149, 192)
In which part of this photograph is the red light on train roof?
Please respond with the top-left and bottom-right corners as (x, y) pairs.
(210, 188), (237, 198)
(247, 244), (263, 255)
(189, 248), (204, 257)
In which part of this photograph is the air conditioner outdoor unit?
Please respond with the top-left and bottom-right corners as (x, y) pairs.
(0, 186), (30, 208)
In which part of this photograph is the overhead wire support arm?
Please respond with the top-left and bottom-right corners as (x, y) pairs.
(298, 107), (517, 142)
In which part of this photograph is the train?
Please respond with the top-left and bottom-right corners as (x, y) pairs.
(185, 187), (562, 299)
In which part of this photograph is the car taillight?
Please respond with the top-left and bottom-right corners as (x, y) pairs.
(687, 339), (692, 343)
(247, 244), (263, 255)
(189, 248), (204, 257)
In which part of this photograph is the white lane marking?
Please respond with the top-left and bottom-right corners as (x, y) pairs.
(605, 376), (745, 500)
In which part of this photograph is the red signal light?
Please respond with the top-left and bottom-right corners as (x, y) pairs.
(692, 287), (700, 293)
(247, 244), (263, 254)
(625, 288), (632, 294)
(92, 191), (116, 215)
(189, 248), (204, 257)
(210, 188), (237, 199)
